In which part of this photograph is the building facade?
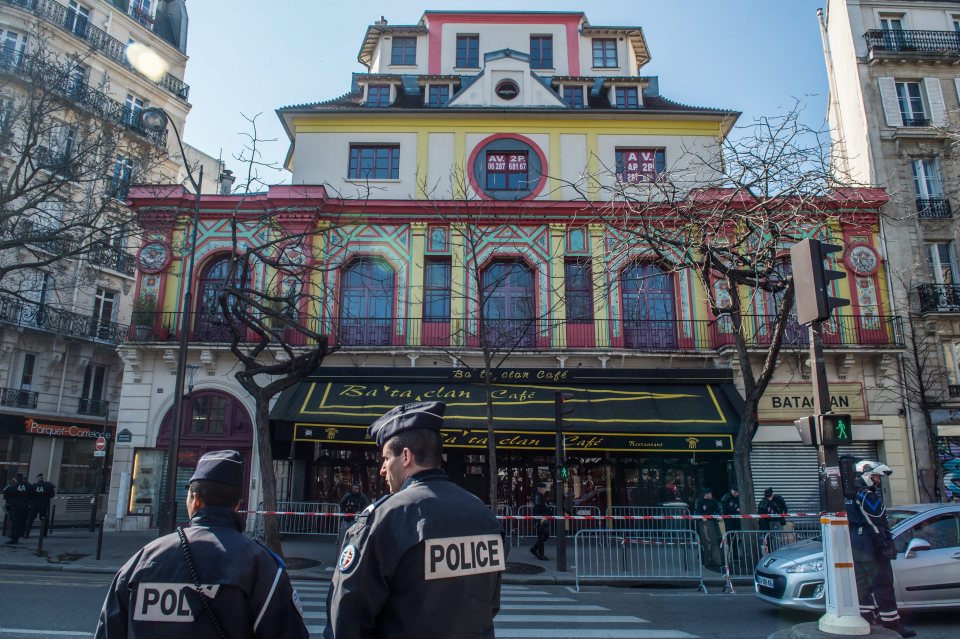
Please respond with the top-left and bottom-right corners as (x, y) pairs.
(109, 10), (908, 530)
(0, 0), (193, 524)
(824, 0), (960, 502)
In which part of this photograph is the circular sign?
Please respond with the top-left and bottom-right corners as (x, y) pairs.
(138, 241), (171, 273)
(95, 436), (107, 452)
(844, 243), (879, 276)
(495, 79), (520, 100)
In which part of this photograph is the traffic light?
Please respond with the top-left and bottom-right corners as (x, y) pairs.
(818, 413), (853, 446)
(794, 415), (817, 446)
(555, 392), (574, 466)
(558, 466), (569, 480)
(790, 238), (850, 324)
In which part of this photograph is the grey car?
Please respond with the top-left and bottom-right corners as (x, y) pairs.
(754, 503), (960, 611)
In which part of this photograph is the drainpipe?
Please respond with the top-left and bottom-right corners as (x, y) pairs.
(55, 342), (69, 413)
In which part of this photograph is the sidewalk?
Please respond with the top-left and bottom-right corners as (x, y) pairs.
(0, 529), (739, 588)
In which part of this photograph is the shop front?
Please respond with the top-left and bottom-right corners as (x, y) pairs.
(269, 368), (744, 512)
(0, 413), (114, 525)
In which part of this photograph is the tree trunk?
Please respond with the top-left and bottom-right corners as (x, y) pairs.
(733, 410), (760, 531)
(484, 366), (498, 509)
(254, 394), (283, 556)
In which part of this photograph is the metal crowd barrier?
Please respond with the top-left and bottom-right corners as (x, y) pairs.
(607, 505), (694, 531)
(496, 504), (514, 545)
(515, 504), (555, 542)
(573, 528), (706, 593)
(721, 528), (822, 593)
(276, 501), (340, 536)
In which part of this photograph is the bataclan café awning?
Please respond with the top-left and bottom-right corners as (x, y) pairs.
(270, 368), (744, 454)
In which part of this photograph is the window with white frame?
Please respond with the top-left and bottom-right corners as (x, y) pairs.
(879, 14), (904, 32)
(44, 122), (76, 166)
(35, 200), (64, 230)
(65, 1), (91, 37)
(0, 29), (26, 67)
(912, 158), (944, 199)
(896, 81), (927, 125)
(90, 288), (116, 341)
(129, 0), (153, 25)
(112, 154), (133, 199)
(79, 363), (108, 414)
(926, 241), (958, 285)
(67, 63), (89, 98)
(124, 94), (145, 127)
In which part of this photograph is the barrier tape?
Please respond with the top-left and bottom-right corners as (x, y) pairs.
(239, 510), (842, 521)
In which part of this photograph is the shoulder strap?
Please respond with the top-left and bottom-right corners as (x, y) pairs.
(177, 527), (229, 639)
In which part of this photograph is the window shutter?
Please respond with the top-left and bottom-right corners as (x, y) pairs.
(878, 77), (901, 127)
(924, 77), (946, 126)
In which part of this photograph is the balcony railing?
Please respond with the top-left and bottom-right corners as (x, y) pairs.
(78, 397), (109, 416)
(0, 51), (168, 147)
(949, 384), (960, 398)
(917, 198), (952, 219)
(126, 312), (905, 351)
(902, 116), (931, 127)
(917, 283), (960, 312)
(0, 387), (38, 408)
(88, 244), (136, 275)
(865, 29), (960, 57)
(1, 0), (190, 101)
(13, 220), (78, 256)
(0, 296), (128, 344)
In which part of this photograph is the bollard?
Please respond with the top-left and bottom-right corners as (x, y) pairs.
(819, 514), (870, 635)
(36, 517), (45, 557)
(96, 518), (105, 561)
(48, 505), (55, 535)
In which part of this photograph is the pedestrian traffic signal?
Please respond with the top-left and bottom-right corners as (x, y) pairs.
(818, 413), (852, 446)
(558, 466), (569, 480)
(794, 415), (817, 446)
(790, 238), (850, 324)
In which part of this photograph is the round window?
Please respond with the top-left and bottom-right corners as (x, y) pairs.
(495, 80), (520, 100)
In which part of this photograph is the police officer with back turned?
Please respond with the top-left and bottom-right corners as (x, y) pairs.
(325, 400), (504, 639)
(3, 473), (32, 544)
(95, 450), (308, 638)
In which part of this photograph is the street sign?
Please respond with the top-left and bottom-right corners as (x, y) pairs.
(95, 436), (107, 452)
(117, 428), (132, 443)
(94, 450), (106, 457)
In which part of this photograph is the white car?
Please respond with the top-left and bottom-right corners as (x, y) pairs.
(754, 503), (960, 611)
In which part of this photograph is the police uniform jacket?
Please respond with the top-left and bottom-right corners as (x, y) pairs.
(325, 468), (504, 639)
(95, 507), (308, 639)
(32, 480), (55, 509)
(720, 493), (742, 531)
(3, 478), (31, 508)
(531, 491), (550, 516)
(845, 483), (892, 562)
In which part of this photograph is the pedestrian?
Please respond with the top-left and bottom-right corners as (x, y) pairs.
(530, 482), (552, 561)
(846, 461), (916, 638)
(325, 401), (504, 639)
(2, 473), (32, 545)
(336, 481), (371, 548)
(757, 487), (788, 531)
(720, 486), (741, 531)
(693, 488), (723, 569)
(95, 450), (308, 638)
(25, 473), (56, 538)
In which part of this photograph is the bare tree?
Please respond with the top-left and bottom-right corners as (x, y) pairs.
(0, 33), (165, 301)
(584, 106), (878, 517)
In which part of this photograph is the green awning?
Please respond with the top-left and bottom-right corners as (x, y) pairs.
(270, 367), (743, 454)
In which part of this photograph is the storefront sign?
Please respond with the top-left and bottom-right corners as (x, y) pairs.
(758, 383), (866, 421)
(293, 423), (734, 453)
(23, 418), (114, 440)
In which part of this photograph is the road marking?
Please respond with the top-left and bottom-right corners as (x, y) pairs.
(0, 630), (93, 637)
(501, 605), (608, 611)
(495, 632), (697, 639)
(502, 596), (577, 602)
(496, 615), (647, 623)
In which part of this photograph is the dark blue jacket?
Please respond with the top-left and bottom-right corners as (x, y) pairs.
(846, 484), (892, 562)
(95, 507), (308, 639)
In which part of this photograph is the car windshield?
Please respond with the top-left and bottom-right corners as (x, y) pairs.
(888, 509), (919, 530)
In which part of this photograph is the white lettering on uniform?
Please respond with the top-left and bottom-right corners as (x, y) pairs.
(424, 534), (505, 581)
(133, 582), (220, 622)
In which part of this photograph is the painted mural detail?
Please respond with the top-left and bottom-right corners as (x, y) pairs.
(854, 276), (881, 331)
(940, 437), (960, 502)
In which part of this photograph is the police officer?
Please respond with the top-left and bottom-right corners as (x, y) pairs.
(3, 473), (32, 544)
(757, 487), (788, 531)
(530, 482), (551, 560)
(720, 486), (741, 531)
(25, 473), (56, 538)
(846, 461), (915, 638)
(325, 401), (504, 639)
(95, 450), (308, 638)
(693, 488), (722, 569)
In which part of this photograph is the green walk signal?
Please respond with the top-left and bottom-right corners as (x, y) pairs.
(558, 466), (569, 480)
(819, 413), (853, 446)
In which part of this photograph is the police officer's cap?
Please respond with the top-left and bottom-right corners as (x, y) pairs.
(369, 401), (446, 448)
(189, 450), (244, 487)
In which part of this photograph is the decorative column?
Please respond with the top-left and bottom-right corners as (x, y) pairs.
(549, 223), (567, 349)
(450, 223), (467, 347)
(589, 223), (609, 346)
(409, 223), (427, 346)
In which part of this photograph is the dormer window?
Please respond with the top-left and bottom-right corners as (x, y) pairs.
(530, 35), (553, 69)
(391, 36), (417, 66)
(427, 84), (449, 107)
(495, 80), (520, 101)
(366, 85), (392, 107)
(592, 38), (618, 68)
(456, 35), (479, 68)
(563, 86), (585, 109)
(614, 86), (640, 109)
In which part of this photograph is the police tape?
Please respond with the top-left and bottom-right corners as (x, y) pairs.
(238, 510), (838, 521)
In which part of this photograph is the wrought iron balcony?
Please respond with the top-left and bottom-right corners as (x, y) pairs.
(88, 244), (136, 275)
(0, 52), (167, 147)
(0, 387), (38, 408)
(902, 116), (930, 127)
(0, 296), (129, 344)
(917, 283), (960, 312)
(0, 0), (190, 101)
(78, 397), (109, 416)
(13, 220), (77, 256)
(917, 198), (952, 219)
(127, 312), (905, 351)
(865, 29), (960, 57)
(949, 384), (960, 398)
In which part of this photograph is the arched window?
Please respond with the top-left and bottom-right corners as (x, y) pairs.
(339, 258), (395, 345)
(194, 256), (237, 342)
(621, 262), (676, 349)
(482, 260), (535, 348)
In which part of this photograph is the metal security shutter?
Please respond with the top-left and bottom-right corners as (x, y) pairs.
(751, 442), (878, 513)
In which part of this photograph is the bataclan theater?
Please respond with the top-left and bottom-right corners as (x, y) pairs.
(269, 367), (743, 512)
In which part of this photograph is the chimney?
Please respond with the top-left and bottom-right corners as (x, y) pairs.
(375, 16), (388, 26)
(218, 169), (235, 195)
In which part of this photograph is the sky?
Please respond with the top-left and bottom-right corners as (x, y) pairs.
(180, 1), (830, 187)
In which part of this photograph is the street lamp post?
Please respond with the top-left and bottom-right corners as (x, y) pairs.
(140, 106), (204, 536)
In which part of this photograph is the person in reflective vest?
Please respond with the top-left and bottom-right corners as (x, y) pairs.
(325, 401), (504, 639)
(95, 450), (308, 638)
